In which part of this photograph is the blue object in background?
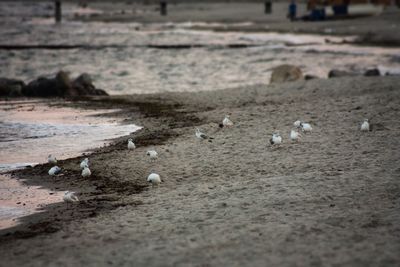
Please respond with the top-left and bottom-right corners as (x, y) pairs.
(288, 1), (297, 21)
(310, 8), (326, 21)
(332, 4), (348, 16)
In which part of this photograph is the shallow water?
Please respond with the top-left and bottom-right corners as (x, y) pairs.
(0, 100), (140, 172)
(0, 100), (140, 229)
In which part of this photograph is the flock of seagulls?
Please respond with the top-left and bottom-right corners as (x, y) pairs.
(47, 114), (370, 206)
(46, 155), (92, 207)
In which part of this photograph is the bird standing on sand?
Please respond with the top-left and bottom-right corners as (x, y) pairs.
(222, 115), (234, 127)
(80, 158), (89, 170)
(146, 150), (158, 161)
(81, 166), (91, 177)
(48, 154), (57, 165)
(290, 129), (301, 142)
(48, 166), (61, 176)
(270, 132), (282, 145)
(128, 138), (136, 150)
(361, 119), (370, 132)
(63, 191), (79, 207)
(301, 122), (313, 133)
(147, 172), (161, 185)
(195, 128), (213, 141)
(293, 120), (301, 128)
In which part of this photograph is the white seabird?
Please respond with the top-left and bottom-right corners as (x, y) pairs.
(128, 138), (136, 150)
(63, 191), (79, 205)
(270, 132), (282, 145)
(290, 129), (301, 142)
(48, 166), (61, 176)
(293, 120), (302, 128)
(360, 119), (370, 132)
(147, 172), (161, 185)
(48, 154), (57, 164)
(80, 158), (89, 170)
(195, 128), (213, 141)
(222, 115), (234, 127)
(81, 166), (91, 177)
(301, 122), (313, 133)
(146, 150), (158, 161)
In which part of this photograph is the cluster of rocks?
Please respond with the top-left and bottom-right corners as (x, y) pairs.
(270, 64), (385, 84)
(328, 68), (381, 78)
(0, 71), (108, 97)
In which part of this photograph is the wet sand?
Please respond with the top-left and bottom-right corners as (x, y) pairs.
(0, 75), (399, 266)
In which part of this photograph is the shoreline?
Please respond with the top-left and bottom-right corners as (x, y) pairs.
(0, 93), (204, 238)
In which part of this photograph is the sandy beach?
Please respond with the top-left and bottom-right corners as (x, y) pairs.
(1, 75), (400, 266)
(0, 1), (400, 266)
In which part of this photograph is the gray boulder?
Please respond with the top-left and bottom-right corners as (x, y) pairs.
(328, 69), (360, 78)
(22, 71), (73, 97)
(364, 68), (380, 77)
(270, 65), (303, 84)
(0, 78), (25, 96)
(21, 71), (108, 97)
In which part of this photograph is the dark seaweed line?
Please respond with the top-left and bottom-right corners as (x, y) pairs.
(0, 43), (265, 50)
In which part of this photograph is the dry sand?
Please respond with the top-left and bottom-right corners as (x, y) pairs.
(0, 75), (399, 266)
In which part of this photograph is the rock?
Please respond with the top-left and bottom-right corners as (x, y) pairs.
(364, 68), (380, 76)
(22, 71), (73, 97)
(0, 78), (25, 96)
(304, 74), (319, 80)
(72, 73), (95, 95)
(94, 88), (108, 95)
(20, 71), (108, 97)
(72, 73), (108, 96)
(328, 69), (359, 78)
(270, 65), (303, 83)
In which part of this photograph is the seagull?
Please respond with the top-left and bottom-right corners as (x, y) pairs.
(48, 166), (61, 176)
(147, 172), (161, 185)
(290, 129), (301, 142)
(270, 132), (282, 145)
(300, 122), (313, 133)
(63, 191), (79, 207)
(81, 166), (91, 177)
(128, 138), (136, 150)
(360, 119), (370, 132)
(293, 120), (302, 128)
(47, 154), (57, 165)
(222, 115), (234, 127)
(80, 158), (89, 170)
(195, 128), (213, 141)
(146, 150), (158, 161)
